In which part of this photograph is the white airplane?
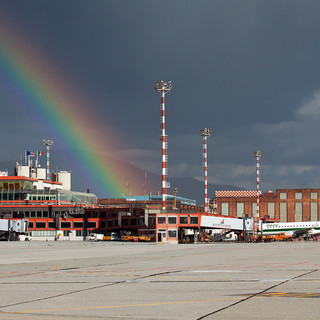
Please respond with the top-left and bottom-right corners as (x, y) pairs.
(261, 221), (320, 238)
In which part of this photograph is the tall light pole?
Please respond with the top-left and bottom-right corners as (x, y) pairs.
(43, 139), (53, 180)
(155, 80), (172, 210)
(253, 150), (262, 219)
(201, 128), (211, 214)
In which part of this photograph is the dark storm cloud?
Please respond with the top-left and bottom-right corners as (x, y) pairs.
(2, 0), (320, 193)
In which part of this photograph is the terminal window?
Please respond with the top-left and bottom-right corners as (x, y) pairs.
(61, 222), (71, 228)
(36, 222), (46, 229)
(87, 222), (96, 228)
(168, 216), (177, 224)
(168, 230), (177, 238)
(279, 193), (287, 200)
(190, 216), (199, 224)
(157, 216), (166, 224)
(73, 222), (84, 228)
(311, 192), (318, 199)
(179, 216), (188, 224)
(221, 203), (229, 216)
(48, 222), (55, 228)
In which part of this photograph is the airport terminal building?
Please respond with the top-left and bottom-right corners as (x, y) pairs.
(215, 189), (320, 222)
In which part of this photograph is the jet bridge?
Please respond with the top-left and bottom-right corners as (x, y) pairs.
(200, 215), (253, 232)
(0, 219), (28, 240)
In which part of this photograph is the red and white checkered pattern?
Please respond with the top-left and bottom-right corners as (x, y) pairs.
(215, 190), (261, 198)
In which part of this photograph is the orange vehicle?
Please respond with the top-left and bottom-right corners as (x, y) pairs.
(138, 235), (151, 242)
(263, 232), (292, 242)
(121, 235), (139, 242)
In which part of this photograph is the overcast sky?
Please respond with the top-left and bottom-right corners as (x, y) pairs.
(1, 0), (320, 196)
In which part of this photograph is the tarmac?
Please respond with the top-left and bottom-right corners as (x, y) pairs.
(0, 240), (319, 320)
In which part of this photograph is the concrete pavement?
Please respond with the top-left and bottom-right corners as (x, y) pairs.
(0, 241), (319, 319)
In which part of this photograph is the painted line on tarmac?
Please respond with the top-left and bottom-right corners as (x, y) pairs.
(196, 269), (318, 320)
(1, 297), (245, 314)
(258, 292), (320, 298)
(0, 269), (183, 310)
(5, 291), (320, 315)
(193, 270), (243, 273)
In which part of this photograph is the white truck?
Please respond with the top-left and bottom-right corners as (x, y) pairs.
(88, 233), (104, 241)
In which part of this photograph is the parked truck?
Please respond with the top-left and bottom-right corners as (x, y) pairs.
(88, 233), (104, 241)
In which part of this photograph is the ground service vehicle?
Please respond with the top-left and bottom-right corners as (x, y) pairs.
(88, 233), (104, 241)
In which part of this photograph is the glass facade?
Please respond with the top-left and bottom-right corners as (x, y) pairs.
(0, 189), (97, 204)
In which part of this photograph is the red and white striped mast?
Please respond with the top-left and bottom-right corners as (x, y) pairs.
(253, 150), (262, 219)
(201, 128), (211, 213)
(43, 139), (53, 180)
(155, 80), (172, 210)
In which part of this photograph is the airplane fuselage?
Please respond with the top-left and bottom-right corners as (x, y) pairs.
(261, 221), (320, 238)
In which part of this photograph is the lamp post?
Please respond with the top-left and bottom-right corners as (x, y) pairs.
(201, 128), (212, 214)
(155, 80), (172, 210)
(253, 150), (262, 239)
(253, 150), (262, 218)
(43, 139), (53, 180)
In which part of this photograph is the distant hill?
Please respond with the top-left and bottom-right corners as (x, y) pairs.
(168, 177), (243, 205)
(0, 155), (242, 205)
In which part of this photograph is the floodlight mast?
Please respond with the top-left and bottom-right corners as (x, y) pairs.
(201, 128), (212, 214)
(155, 80), (172, 210)
(253, 150), (262, 219)
(43, 139), (53, 180)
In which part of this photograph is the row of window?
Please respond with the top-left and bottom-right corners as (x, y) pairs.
(279, 192), (318, 200)
(87, 210), (144, 218)
(157, 216), (199, 225)
(28, 221), (97, 229)
(158, 229), (177, 238)
(221, 202), (318, 222)
(27, 217), (152, 230)
(30, 230), (92, 237)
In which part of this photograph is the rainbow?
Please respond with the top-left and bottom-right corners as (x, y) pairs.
(0, 20), (131, 198)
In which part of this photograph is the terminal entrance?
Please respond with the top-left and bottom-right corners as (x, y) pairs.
(157, 229), (166, 242)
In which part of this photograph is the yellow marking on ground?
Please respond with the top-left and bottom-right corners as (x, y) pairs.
(259, 292), (320, 298)
(4, 298), (243, 314)
(7, 292), (316, 315)
(49, 266), (64, 271)
(80, 272), (136, 276)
